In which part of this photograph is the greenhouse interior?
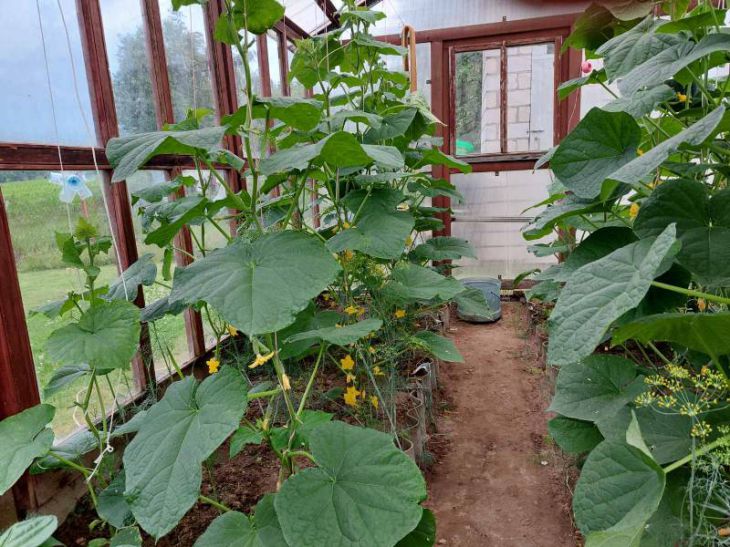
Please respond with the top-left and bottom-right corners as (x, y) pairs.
(1, 0), (729, 545)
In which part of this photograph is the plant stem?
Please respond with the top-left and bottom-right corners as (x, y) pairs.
(199, 495), (231, 513)
(651, 281), (730, 306)
(248, 388), (282, 400)
(663, 433), (730, 473)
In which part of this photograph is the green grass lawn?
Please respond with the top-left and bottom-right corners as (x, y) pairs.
(4, 175), (190, 438)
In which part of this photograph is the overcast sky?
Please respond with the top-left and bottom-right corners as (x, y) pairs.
(0, 0), (205, 149)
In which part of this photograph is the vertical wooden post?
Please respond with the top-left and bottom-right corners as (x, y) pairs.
(0, 188), (41, 518)
(430, 40), (451, 238)
(76, 0), (154, 390)
(141, 0), (207, 358)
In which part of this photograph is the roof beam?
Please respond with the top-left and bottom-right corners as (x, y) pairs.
(318, 0), (340, 24)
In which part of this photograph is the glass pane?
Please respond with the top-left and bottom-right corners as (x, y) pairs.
(159, 0), (216, 124)
(287, 41), (306, 97)
(455, 49), (500, 156)
(0, 0), (96, 146)
(506, 43), (554, 153)
(282, 0), (328, 33)
(451, 170), (556, 279)
(125, 171), (194, 378)
(2, 171), (135, 439)
(100, 0), (158, 135)
(233, 40), (261, 100)
(268, 31), (283, 97)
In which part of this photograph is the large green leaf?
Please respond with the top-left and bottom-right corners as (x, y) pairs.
(255, 494), (288, 547)
(596, 18), (684, 80)
(252, 97), (323, 131)
(260, 132), (402, 176)
(523, 196), (605, 240)
(634, 178), (730, 285)
(634, 179), (710, 237)
(453, 287), (498, 321)
(0, 405), (54, 495)
(549, 108), (640, 199)
(364, 108), (418, 142)
(286, 318), (382, 346)
(574, 441), (665, 544)
(97, 472), (134, 528)
(0, 516), (58, 547)
(46, 300), (141, 371)
(596, 406), (691, 465)
(327, 189), (414, 259)
(548, 416), (604, 454)
(194, 511), (259, 547)
(123, 367), (247, 539)
(105, 253), (157, 301)
(170, 232), (340, 335)
(554, 227), (637, 282)
(141, 195), (208, 247)
(43, 363), (92, 399)
(110, 527), (142, 547)
(547, 225), (678, 365)
(608, 106), (725, 188)
(230, 0), (284, 35)
(275, 422), (427, 547)
(396, 508), (436, 547)
(613, 312), (730, 363)
(602, 85), (675, 118)
(619, 33), (730, 95)
(412, 331), (464, 363)
(409, 236), (476, 261)
(31, 429), (97, 473)
(107, 126), (226, 182)
(549, 355), (646, 422)
(383, 264), (465, 303)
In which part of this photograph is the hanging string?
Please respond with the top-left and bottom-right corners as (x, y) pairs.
(188, 5), (198, 111)
(54, 0), (132, 480)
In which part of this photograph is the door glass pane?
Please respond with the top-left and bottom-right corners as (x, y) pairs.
(455, 49), (500, 156)
(0, 0), (96, 146)
(125, 171), (194, 378)
(100, 0), (158, 135)
(506, 43), (554, 152)
(159, 0), (216, 125)
(2, 172), (135, 439)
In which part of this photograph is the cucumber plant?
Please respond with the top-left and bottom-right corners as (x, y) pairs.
(0, 1), (491, 545)
(526, 2), (730, 544)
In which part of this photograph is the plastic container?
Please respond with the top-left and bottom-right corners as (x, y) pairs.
(457, 277), (502, 323)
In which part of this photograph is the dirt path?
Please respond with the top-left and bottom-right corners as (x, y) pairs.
(427, 302), (577, 546)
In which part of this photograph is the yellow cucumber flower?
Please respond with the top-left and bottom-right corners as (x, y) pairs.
(629, 202), (640, 219)
(341, 354), (355, 370)
(395, 309), (406, 319)
(249, 351), (275, 369)
(344, 386), (360, 406)
(344, 305), (359, 315)
(207, 357), (220, 374)
(226, 325), (238, 337)
(370, 395), (379, 409)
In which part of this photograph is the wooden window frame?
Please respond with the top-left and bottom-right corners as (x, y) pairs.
(448, 33), (564, 163)
(0, 0), (308, 519)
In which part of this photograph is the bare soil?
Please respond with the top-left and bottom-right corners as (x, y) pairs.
(425, 302), (578, 546)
